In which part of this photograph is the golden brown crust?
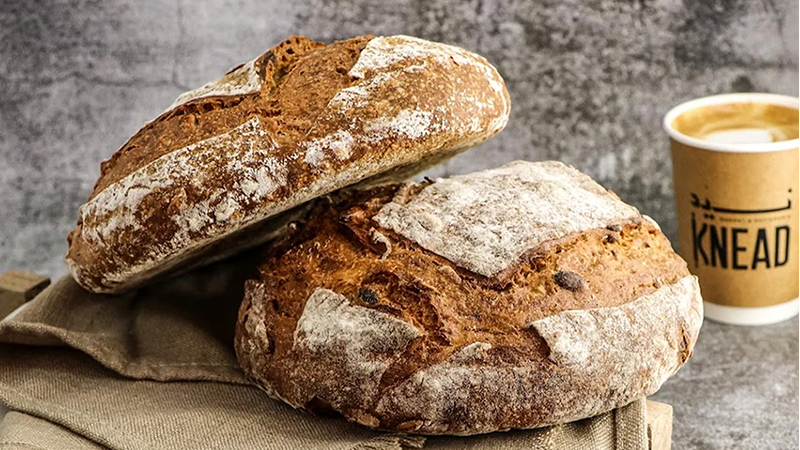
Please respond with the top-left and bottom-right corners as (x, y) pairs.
(90, 36), (329, 197)
(234, 179), (695, 434)
(67, 35), (510, 293)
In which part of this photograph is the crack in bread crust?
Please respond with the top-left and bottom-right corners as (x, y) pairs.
(91, 36), (327, 197)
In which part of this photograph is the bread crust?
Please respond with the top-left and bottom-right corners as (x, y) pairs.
(67, 35), (510, 293)
(234, 161), (703, 435)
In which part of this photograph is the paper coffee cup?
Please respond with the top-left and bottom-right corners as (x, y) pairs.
(665, 93), (799, 326)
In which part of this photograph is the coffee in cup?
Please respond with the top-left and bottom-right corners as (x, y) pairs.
(665, 93), (799, 326)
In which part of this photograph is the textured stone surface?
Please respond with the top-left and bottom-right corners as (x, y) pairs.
(2, 0), (798, 279)
(651, 317), (799, 450)
(0, 0), (797, 448)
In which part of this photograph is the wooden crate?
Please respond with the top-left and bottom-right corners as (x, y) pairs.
(647, 400), (673, 450)
(0, 270), (50, 319)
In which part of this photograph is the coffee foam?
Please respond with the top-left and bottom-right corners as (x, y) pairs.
(671, 102), (799, 144)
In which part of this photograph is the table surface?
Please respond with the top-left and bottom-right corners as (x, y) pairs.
(651, 316), (799, 449)
(1, 313), (797, 449)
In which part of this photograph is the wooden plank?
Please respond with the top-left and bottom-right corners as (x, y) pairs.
(646, 400), (673, 450)
(0, 270), (50, 319)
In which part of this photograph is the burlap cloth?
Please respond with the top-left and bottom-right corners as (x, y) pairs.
(0, 255), (647, 450)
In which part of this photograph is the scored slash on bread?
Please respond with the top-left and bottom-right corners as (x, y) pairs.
(66, 35), (510, 293)
(235, 161), (703, 435)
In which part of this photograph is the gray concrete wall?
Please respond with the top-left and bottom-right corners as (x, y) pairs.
(1, 0), (797, 277)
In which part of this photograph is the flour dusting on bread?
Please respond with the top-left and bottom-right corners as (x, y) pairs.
(345, 35), (510, 124)
(166, 58), (262, 112)
(351, 35), (495, 86)
(80, 117), (283, 246)
(450, 342), (492, 363)
(326, 35), (507, 145)
(374, 161), (640, 277)
(294, 288), (421, 375)
(374, 275), (702, 434)
(531, 274), (703, 382)
(364, 109), (436, 142)
(302, 129), (355, 166)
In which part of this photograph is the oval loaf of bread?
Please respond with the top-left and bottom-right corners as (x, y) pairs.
(235, 160), (703, 435)
(66, 35), (510, 293)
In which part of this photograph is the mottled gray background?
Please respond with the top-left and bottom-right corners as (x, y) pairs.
(0, 1), (797, 449)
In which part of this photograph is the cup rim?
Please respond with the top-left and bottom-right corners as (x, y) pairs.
(663, 93), (800, 153)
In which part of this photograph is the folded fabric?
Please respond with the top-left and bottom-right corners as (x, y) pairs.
(0, 256), (647, 450)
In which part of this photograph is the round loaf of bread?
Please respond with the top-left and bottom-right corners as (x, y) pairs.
(66, 34), (509, 293)
(235, 161), (703, 435)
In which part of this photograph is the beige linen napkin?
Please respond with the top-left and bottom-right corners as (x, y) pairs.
(0, 256), (647, 450)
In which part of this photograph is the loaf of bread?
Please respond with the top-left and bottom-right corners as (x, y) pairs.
(235, 161), (703, 435)
(66, 35), (509, 293)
